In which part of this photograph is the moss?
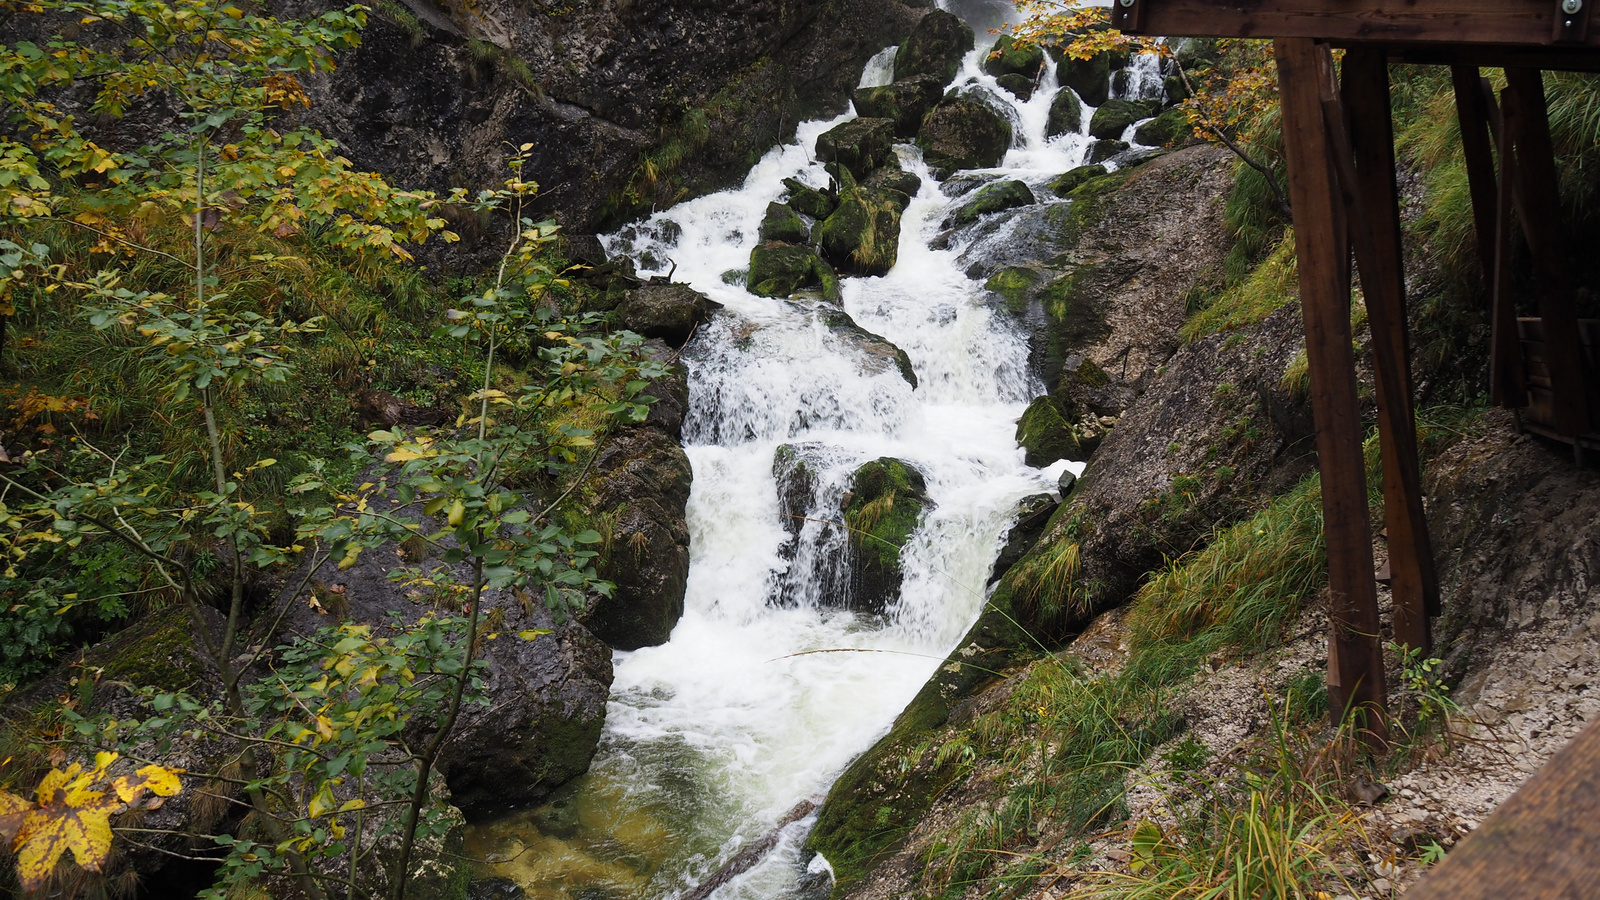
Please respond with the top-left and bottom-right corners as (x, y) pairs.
(749, 244), (841, 301)
(758, 201), (808, 244)
(1051, 171), (1127, 246)
(947, 179), (1036, 228)
(985, 267), (1041, 313)
(1134, 107), (1191, 147)
(1048, 164), (1108, 197)
(1089, 98), (1161, 141)
(844, 458), (927, 578)
(97, 606), (208, 693)
(817, 186), (902, 277)
(982, 35), (1044, 79)
(1015, 396), (1085, 467)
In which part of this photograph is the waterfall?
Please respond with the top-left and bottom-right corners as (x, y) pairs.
(463, 34), (1174, 900)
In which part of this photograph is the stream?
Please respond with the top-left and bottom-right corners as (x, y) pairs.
(465, 10), (1167, 898)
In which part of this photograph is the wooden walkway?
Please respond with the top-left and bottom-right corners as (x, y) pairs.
(1407, 718), (1600, 900)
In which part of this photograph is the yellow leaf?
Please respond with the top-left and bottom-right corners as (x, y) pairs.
(446, 499), (465, 527)
(12, 770), (120, 890)
(337, 798), (366, 813)
(0, 790), (30, 843)
(111, 765), (182, 804)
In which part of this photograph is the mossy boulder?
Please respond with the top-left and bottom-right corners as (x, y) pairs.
(1016, 395), (1090, 467)
(852, 74), (945, 138)
(613, 283), (718, 349)
(1164, 73), (1189, 105)
(1089, 98), (1160, 140)
(982, 34), (1044, 80)
(759, 201), (809, 244)
(1134, 107), (1190, 147)
(893, 9), (974, 84)
(1058, 49), (1112, 107)
(994, 72), (1035, 101)
(1087, 138), (1129, 164)
(818, 186), (903, 276)
(945, 178), (1035, 228)
(917, 97), (1013, 176)
(1048, 163), (1109, 197)
(805, 573), (1034, 891)
(782, 177), (837, 220)
(863, 162), (922, 206)
(990, 492), (1060, 585)
(816, 117), (897, 178)
(816, 306), (918, 387)
(842, 458), (930, 612)
(1045, 85), (1083, 137)
(773, 443), (819, 544)
(985, 266), (1042, 313)
(749, 243), (842, 302)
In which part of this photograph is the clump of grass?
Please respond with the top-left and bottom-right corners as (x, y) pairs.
(1180, 231), (1297, 342)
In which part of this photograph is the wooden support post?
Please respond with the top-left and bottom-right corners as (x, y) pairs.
(1338, 48), (1441, 645)
(1450, 66), (1501, 298)
(1275, 38), (1388, 740)
(1491, 90), (1528, 411)
(1504, 67), (1593, 441)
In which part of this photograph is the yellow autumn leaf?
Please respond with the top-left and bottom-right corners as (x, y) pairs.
(0, 790), (29, 842)
(110, 765), (182, 804)
(12, 769), (120, 890)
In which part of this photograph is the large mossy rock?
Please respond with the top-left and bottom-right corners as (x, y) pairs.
(917, 96), (1013, 176)
(613, 283), (718, 349)
(1016, 394), (1091, 467)
(945, 178), (1035, 228)
(1057, 49), (1112, 107)
(1134, 107), (1190, 147)
(1086, 138), (1129, 164)
(1045, 85), (1083, 137)
(994, 72), (1035, 101)
(1048, 163), (1109, 197)
(782, 177), (837, 220)
(842, 457), (929, 612)
(758, 201), (809, 244)
(990, 492), (1060, 585)
(893, 9), (974, 84)
(852, 75), (945, 139)
(863, 160), (922, 205)
(982, 34), (1043, 80)
(817, 183), (903, 276)
(805, 571), (1034, 891)
(815, 117), (897, 177)
(749, 243), (842, 302)
(773, 443), (820, 543)
(584, 426), (694, 650)
(1089, 98), (1160, 140)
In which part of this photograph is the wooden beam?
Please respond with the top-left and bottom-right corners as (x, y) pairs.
(1406, 719), (1600, 900)
(1451, 65), (1500, 290)
(1117, 0), (1594, 49)
(1491, 88), (1529, 409)
(1336, 47), (1441, 645)
(1504, 68), (1593, 438)
(1275, 37), (1388, 738)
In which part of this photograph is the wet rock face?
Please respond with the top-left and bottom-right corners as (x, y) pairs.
(1089, 98), (1160, 140)
(1056, 48), (1112, 107)
(916, 96), (1013, 177)
(783, 177), (839, 220)
(818, 186), (903, 276)
(816, 117), (898, 176)
(584, 425), (694, 650)
(1045, 86), (1083, 138)
(1015, 395), (1095, 467)
(815, 306), (919, 387)
(290, 0), (922, 238)
(759, 201), (810, 244)
(842, 457), (930, 613)
(749, 243), (843, 302)
(893, 9), (975, 84)
(773, 443), (820, 543)
(945, 178), (1035, 229)
(990, 492), (1059, 585)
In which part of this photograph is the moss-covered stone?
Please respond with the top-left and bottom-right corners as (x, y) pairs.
(817, 185), (902, 277)
(843, 458), (929, 612)
(815, 117), (897, 178)
(1164, 73), (1189, 104)
(946, 178), (1036, 228)
(852, 75), (945, 139)
(1045, 85), (1083, 137)
(893, 9), (974, 84)
(1048, 164), (1108, 197)
(97, 606), (211, 693)
(759, 201), (809, 244)
(773, 443), (818, 542)
(749, 243), (842, 302)
(916, 97), (1013, 176)
(1134, 107), (1190, 147)
(1086, 138), (1129, 164)
(782, 177), (837, 220)
(983, 35), (1044, 80)
(1016, 395), (1088, 467)
(985, 266), (1041, 313)
(995, 72), (1034, 101)
(1089, 98), (1160, 140)
(804, 576), (1034, 892)
(1058, 49), (1112, 107)
(862, 162), (922, 207)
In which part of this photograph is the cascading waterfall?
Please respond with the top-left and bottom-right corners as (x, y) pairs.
(466, 22), (1172, 900)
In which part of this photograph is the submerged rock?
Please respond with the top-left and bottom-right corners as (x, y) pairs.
(613, 283), (719, 349)
(852, 75), (945, 139)
(749, 243), (842, 302)
(893, 9), (975, 84)
(815, 117), (897, 177)
(1045, 86), (1083, 137)
(813, 304), (919, 387)
(945, 178), (1035, 228)
(917, 97), (1013, 176)
(842, 458), (930, 612)
(773, 443), (820, 542)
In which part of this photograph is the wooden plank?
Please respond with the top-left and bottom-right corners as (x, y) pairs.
(1491, 86), (1528, 408)
(1338, 47), (1441, 641)
(1382, 44), (1600, 73)
(1275, 37), (1388, 739)
(1504, 68), (1593, 437)
(1118, 0), (1586, 48)
(1405, 719), (1600, 900)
